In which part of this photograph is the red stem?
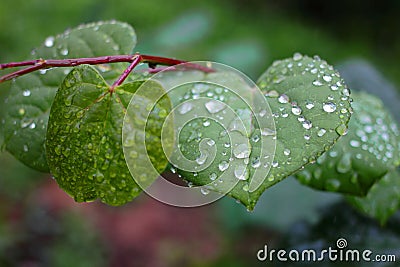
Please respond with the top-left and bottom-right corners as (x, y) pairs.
(0, 54), (213, 83)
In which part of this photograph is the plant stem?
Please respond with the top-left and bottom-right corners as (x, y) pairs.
(0, 54), (213, 83)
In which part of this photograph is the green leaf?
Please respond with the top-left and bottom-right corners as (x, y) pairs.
(347, 169), (400, 225)
(46, 65), (170, 205)
(296, 91), (400, 195)
(2, 21), (136, 172)
(159, 54), (352, 210)
(247, 54), (352, 208)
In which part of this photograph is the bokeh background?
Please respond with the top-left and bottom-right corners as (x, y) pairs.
(0, 0), (399, 266)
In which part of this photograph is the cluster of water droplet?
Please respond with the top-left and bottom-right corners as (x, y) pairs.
(296, 92), (399, 195)
(255, 53), (353, 184)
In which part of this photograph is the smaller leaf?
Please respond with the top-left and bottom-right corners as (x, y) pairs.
(46, 65), (170, 205)
(296, 91), (400, 195)
(2, 21), (137, 172)
(347, 169), (400, 225)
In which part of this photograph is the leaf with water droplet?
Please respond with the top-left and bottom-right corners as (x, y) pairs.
(346, 169), (400, 225)
(296, 92), (400, 196)
(46, 65), (170, 205)
(254, 53), (352, 201)
(2, 21), (137, 171)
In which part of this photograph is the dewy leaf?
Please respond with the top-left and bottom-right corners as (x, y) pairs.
(46, 65), (170, 205)
(252, 54), (352, 207)
(347, 169), (400, 225)
(296, 91), (400, 195)
(155, 54), (351, 210)
(1, 21), (136, 172)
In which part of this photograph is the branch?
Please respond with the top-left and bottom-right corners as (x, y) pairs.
(0, 54), (214, 83)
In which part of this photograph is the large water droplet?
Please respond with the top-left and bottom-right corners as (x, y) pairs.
(350, 140), (360, 148)
(233, 143), (250, 159)
(251, 157), (261, 168)
(283, 148), (291, 156)
(291, 106), (302, 115)
(200, 188), (210, 195)
(209, 173), (217, 181)
(293, 52), (303, 61)
(205, 100), (225, 114)
(306, 102), (314, 109)
(323, 102), (337, 113)
(302, 120), (312, 130)
(196, 152), (208, 165)
(234, 165), (248, 180)
(278, 94), (290, 104)
(336, 153), (351, 173)
(23, 90), (31, 97)
(322, 75), (332, 82)
(179, 102), (193, 114)
(218, 161), (229, 171)
(261, 128), (276, 136)
(60, 48), (69, 56)
(317, 128), (326, 137)
(336, 124), (348, 136)
(44, 36), (55, 47)
(312, 80), (323, 86)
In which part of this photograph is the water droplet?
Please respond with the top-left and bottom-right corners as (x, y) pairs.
(23, 90), (31, 96)
(23, 144), (29, 152)
(337, 153), (351, 173)
(293, 52), (303, 61)
(18, 108), (25, 116)
(291, 106), (302, 115)
(205, 100), (225, 114)
(278, 94), (290, 104)
(29, 122), (36, 129)
(335, 124), (348, 136)
(234, 165), (248, 180)
(265, 90), (279, 98)
(304, 134), (310, 140)
(322, 75), (332, 82)
(203, 120), (211, 127)
(323, 102), (336, 113)
(179, 102), (193, 114)
(350, 140), (360, 147)
(330, 85), (338, 91)
(312, 80), (323, 86)
(218, 161), (229, 171)
(261, 128), (276, 136)
(242, 184), (249, 192)
(310, 68), (318, 74)
(196, 152), (208, 165)
(326, 179), (341, 191)
(271, 161), (279, 168)
(209, 173), (217, 181)
(251, 134), (260, 143)
(200, 188), (210, 195)
(306, 102), (314, 109)
(207, 139), (215, 146)
(342, 88), (350, 97)
(60, 48), (69, 56)
(44, 36), (55, 47)
(283, 148), (291, 156)
(259, 109), (267, 117)
(317, 128), (327, 137)
(302, 120), (312, 130)
(251, 157), (261, 168)
(233, 143), (250, 159)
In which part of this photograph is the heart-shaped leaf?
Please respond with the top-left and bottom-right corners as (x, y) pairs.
(296, 91), (400, 195)
(1, 21), (136, 172)
(46, 65), (170, 205)
(155, 54), (352, 210)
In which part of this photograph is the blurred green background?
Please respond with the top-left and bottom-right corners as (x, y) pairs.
(0, 0), (399, 266)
